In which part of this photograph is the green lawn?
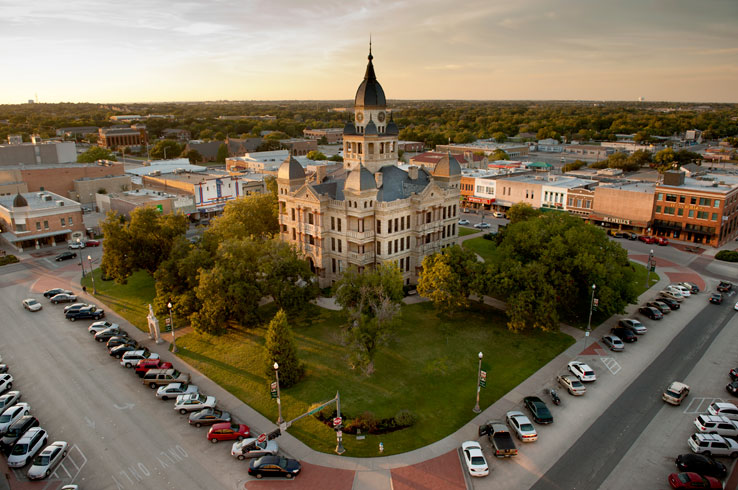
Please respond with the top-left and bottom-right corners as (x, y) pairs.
(462, 236), (498, 262)
(81, 269), (155, 332)
(458, 226), (480, 237)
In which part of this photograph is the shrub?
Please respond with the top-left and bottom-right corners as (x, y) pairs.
(394, 409), (417, 427)
(0, 255), (19, 266)
(715, 250), (738, 262)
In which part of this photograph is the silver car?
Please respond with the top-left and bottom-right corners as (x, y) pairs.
(0, 403), (30, 435)
(602, 335), (624, 352)
(231, 438), (279, 460)
(7, 427), (47, 468)
(618, 319), (647, 335)
(27, 441), (68, 480)
(557, 374), (586, 396)
(0, 391), (21, 412)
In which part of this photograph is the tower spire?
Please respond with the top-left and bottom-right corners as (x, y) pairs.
(369, 34), (372, 61)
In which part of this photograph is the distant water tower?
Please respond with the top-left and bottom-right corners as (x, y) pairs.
(638, 97), (645, 102)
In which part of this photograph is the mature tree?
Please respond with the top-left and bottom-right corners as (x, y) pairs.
(492, 131), (507, 143)
(562, 160), (586, 173)
(100, 212), (133, 283)
(216, 143), (228, 163)
(334, 264), (404, 375)
(306, 150), (327, 160)
(182, 149), (203, 164)
(317, 136), (329, 145)
(126, 207), (188, 274)
(675, 150), (702, 165)
(264, 176), (278, 199)
(417, 245), (482, 314)
(507, 202), (541, 224)
(198, 129), (214, 140)
(150, 140), (183, 159)
(263, 309), (305, 388)
(77, 146), (116, 163)
(214, 131), (226, 141)
(259, 241), (319, 316)
(491, 149), (509, 161)
(204, 193), (278, 246)
(255, 139), (283, 152)
(653, 148), (676, 165)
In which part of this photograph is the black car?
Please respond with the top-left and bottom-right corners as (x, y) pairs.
(523, 396), (553, 424)
(54, 252), (77, 262)
(709, 293), (723, 305)
(730, 368), (738, 382)
(66, 306), (104, 321)
(188, 408), (232, 427)
(675, 453), (727, 478)
(682, 282), (700, 293)
(627, 232), (638, 240)
(646, 301), (670, 315)
(727, 381), (738, 396)
(0, 415), (39, 454)
(109, 344), (139, 359)
(106, 337), (136, 351)
(0, 365), (7, 374)
(94, 328), (127, 342)
(42, 288), (72, 298)
(658, 297), (680, 310)
(718, 281), (732, 292)
(639, 306), (662, 320)
(611, 327), (638, 343)
(248, 455), (301, 479)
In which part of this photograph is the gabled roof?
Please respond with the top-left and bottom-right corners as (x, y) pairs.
(277, 155), (306, 180)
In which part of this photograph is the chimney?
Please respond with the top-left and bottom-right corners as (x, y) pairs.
(314, 165), (327, 183)
(375, 171), (383, 188)
(408, 166), (419, 180)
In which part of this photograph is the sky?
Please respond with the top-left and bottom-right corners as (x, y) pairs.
(1, 0), (737, 104)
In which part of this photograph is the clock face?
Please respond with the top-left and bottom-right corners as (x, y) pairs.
(356, 112), (364, 123)
(377, 112), (385, 122)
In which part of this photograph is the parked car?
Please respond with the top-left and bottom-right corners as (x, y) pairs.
(7, 427), (48, 468)
(611, 327), (638, 343)
(0, 391), (21, 412)
(27, 440), (68, 480)
(85, 240), (101, 247)
(687, 433), (738, 458)
(708, 402), (738, 421)
(626, 232), (638, 240)
(663, 381), (690, 406)
(505, 411), (537, 442)
(647, 300), (671, 314)
(231, 438), (279, 460)
(142, 368), (188, 388)
(66, 306), (104, 321)
(50, 293), (77, 305)
(174, 393), (216, 414)
(602, 335), (625, 352)
(157, 383), (199, 401)
(674, 453), (727, 479)
(68, 242), (85, 250)
(135, 359), (173, 377)
(0, 374), (13, 394)
(619, 318), (647, 334)
(207, 422), (250, 443)
(668, 285), (691, 298)
(638, 235), (656, 244)
(460, 440), (489, 477)
(557, 374), (586, 395)
(0, 415), (39, 453)
(523, 396), (553, 424)
(188, 408), (231, 427)
(54, 252), (76, 261)
(731, 368), (738, 382)
(726, 381), (738, 396)
(94, 327), (127, 343)
(0, 365), (6, 374)
(106, 337), (137, 351)
(640, 306), (663, 320)
(474, 222), (491, 229)
(88, 321), (119, 335)
(660, 290), (684, 302)
(709, 293), (723, 305)
(667, 472), (722, 489)
(63, 303), (93, 314)
(718, 281), (732, 292)
(0, 403), (30, 435)
(679, 282), (700, 294)
(493, 211), (505, 218)
(567, 361), (596, 382)
(458, 219), (470, 225)
(657, 237), (669, 246)
(43, 288), (72, 298)
(248, 455), (301, 479)
(121, 349), (159, 368)
(22, 299), (42, 312)
(658, 297), (681, 310)
(694, 415), (738, 437)
(478, 421), (517, 457)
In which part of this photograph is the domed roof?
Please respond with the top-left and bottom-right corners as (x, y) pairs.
(432, 153), (462, 177)
(364, 117), (378, 136)
(12, 193), (28, 208)
(343, 119), (357, 135)
(354, 47), (386, 108)
(277, 155), (306, 180)
(385, 113), (399, 135)
(345, 164), (377, 192)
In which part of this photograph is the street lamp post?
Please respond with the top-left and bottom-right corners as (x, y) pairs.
(473, 351), (483, 413)
(274, 362), (284, 425)
(78, 240), (85, 278)
(87, 255), (96, 294)
(167, 302), (178, 353)
(646, 249), (654, 287)
(584, 284), (596, 352)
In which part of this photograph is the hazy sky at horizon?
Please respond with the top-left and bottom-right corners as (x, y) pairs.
(1, 0), (737, 104)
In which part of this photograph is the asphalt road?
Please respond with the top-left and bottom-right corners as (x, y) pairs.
(0, 260), (243, 490)
(531, 293), (737, 490)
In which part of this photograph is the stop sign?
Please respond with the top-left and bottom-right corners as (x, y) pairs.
(333, 417), (342, 427)
(257, 433), (267, 443)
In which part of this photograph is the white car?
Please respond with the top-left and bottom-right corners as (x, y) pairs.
(88, 321), (118, 335)
(458, 219), (470, 225)
(0, 374), (13, 394)
(22, 299), (42, 312)
(505, 411), (537, 442)
(694, 415), (738, 437)
(461, 441), (489, 477)
(557, 374), (586, 395)
(493, 211), (506, 218)
(668, 284), (690, 297)
(0, 391), (21, 412)
(120, 350), (159, 368)
(231, 438), (279, 460)
(474, 222), (491, 229)
(63, 302), (93, 313)
(734, 301), (738, 312)
(708, 402), (738, 421)
(0, 403), (31, 435)
(68, 241), (85, 250)
(50, 293), (77, 305)
(7, 427), (48, 468)
(156, 383), (199, 401)
(174, 393), (216, 414)
(27, 440), (68, 480)
(567, 361), (596, 382)
(688, 433), (738, 457)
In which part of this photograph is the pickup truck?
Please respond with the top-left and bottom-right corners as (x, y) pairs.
(478, 420), (518, 457)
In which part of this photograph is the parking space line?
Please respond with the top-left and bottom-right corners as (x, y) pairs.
(600, 357), (622, 375)
(683, 397), (725, 414)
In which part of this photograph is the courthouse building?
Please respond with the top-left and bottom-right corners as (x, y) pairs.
(277, 47), (461, 287)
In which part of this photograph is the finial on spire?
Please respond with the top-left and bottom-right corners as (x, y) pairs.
(368, 34), (373, 61)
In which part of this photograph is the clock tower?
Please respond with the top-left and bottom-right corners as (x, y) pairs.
(342, 44), (399, 174)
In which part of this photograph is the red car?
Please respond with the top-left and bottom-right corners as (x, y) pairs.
(207, 422), (250, 443)
(638, 235), (656, 244)
(85, 240), (101, 247)
(135, 359), (173, 377)
(668, 472), (722, 489)
(657, 237), (669, 246)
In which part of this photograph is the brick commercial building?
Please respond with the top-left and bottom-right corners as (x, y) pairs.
(98, 126), (148, 149)
(280, 138), (318, 156)
(303, 128), (344, 144)
(0, 191), (84, 251)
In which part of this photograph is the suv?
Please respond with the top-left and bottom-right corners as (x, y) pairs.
(142, 369), (190, 389)
(663, 381), (690, 405)
(1, 415), (39, 453)
(718, 281), (732, 292)
(694, 415), (738, 437)
(121, 350), (160, 369)
(708, 402), (738, 421)
(135, 359), (173, 377)
(688, 433), (738, 458)
(7, 427), (48, 468)
(66, 306), (104, 321)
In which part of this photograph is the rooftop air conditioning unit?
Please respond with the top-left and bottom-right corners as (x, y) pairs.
(44, 194), (53, 201)
(56, 200), (64, 206)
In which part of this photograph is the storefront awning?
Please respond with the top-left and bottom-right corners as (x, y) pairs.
(466, 196), (494, 205)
